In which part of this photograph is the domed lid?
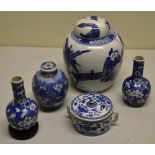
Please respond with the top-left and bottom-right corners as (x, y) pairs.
(68, 93), (113, 122)
(40, 61), (57, 74)
(74, 16), (111, 40)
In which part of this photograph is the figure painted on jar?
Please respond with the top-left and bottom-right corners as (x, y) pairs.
(101, 48), (122, 82)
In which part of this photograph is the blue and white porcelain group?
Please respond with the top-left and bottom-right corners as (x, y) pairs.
(6, 16), (151, 137)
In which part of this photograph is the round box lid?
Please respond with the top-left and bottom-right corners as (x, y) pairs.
(69, 93), (113, 122)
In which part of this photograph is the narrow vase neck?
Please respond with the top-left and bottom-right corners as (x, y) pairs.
(132, 56), (144, 78)
(11, 76), (26, 103)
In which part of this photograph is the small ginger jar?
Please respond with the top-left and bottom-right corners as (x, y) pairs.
(6, 76), (38, 140)
(67, 93), (118, 136)
(32, 61), (68, 110)
(63, 16), (124, 92)
(122, 56), (151, 107)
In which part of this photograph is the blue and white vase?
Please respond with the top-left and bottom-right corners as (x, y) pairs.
(122, 56), (151, 107)
(32, 61), (68, 110)
(6, 76), (38, 131)
(63, 16), (124, 92)
(67, 93), (118, 136)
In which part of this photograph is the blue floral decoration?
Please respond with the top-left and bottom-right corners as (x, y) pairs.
(69, 93), (114, 136)
(32, 69), (68, 109)
(122, 75), (151, 106)
(70, 93), (113, 120)
(6, 98), (38, 131)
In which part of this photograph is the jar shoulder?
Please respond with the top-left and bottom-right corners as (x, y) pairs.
(33, 69), (68, 86)
(123, 76), (151, 88)
(65, 31), (124, 48)
(7, 98), (37, 109)
(6, 98), (38, 119)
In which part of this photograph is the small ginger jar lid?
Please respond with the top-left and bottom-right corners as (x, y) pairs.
(73, 16), (111, 40)
(40, 61), (57, 74)
(68, 93), (113, 122)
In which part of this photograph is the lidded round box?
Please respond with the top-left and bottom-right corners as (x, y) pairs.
(67, 93), (118, 136)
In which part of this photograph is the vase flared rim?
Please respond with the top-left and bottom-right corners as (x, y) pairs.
(134, 56), (144, 62)
(11, 75), (23, 84)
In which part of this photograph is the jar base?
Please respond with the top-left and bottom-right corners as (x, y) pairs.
(73, 82), (114, 93)
(8, 122), (39, 140)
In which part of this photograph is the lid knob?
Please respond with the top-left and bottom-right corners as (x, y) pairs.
(74, 16), (110, 40)
(86, 98), (97, 107)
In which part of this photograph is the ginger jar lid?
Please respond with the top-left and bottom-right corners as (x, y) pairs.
(74, 16), (111, 40)
(40, 61), (57, 73)
(69, 93), (113, 122)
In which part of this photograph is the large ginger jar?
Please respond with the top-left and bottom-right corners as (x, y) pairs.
(63, 16), (124, 92)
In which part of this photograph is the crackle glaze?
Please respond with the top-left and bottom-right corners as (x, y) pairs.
(32, 61), (68, 110)
(6, 76), (38, 131)
(68, 93), (118, 136)
(122, 56), (151, 107)
(63, 16), (124, 92)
